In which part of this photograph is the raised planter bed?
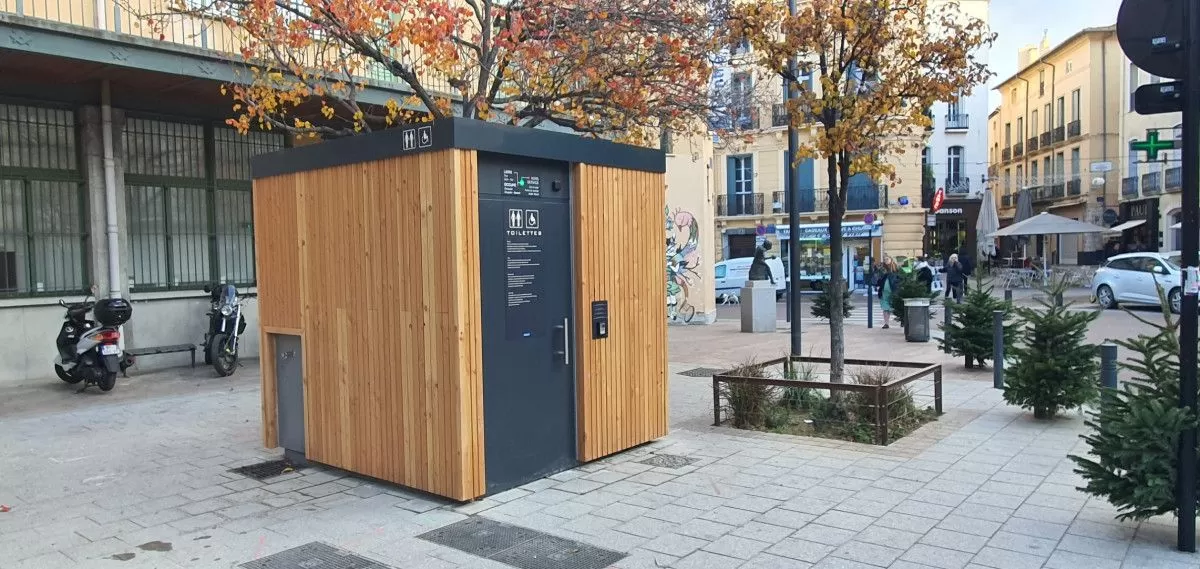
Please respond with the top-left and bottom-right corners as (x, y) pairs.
(712, 356), (943, 445)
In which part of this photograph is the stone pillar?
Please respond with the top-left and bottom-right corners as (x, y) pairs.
(80, 105), (131, 301)
(740, 280), (777, 333)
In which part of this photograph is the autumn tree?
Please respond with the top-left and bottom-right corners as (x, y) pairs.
(728, 0), (993, 382)
(129, 0), (721, 144)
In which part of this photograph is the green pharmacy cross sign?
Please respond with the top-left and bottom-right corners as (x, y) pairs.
(1130, 129), (1177, 161)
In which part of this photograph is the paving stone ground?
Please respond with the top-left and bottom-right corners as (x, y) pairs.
(1, 324), (1197, 569)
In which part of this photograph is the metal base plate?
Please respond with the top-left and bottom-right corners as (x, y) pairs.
(418, 517), (624, 569)
(239, 542), (390, 569)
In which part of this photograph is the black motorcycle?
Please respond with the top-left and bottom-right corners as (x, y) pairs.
(53, 295), (133, 392)
(202, 283), (247, 377)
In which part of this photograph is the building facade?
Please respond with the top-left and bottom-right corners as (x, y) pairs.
(989, 27), (1123, 264)
(1118, 63), (1183, 254)
(925, 0), (991, 203)
(665, 130), (717, 325)
(0, 2), (428, 384)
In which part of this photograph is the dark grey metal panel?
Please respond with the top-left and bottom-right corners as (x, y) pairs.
(240, 542), (391, 569)
(250, 117), (666, 179)
(417, 517), (626, 569)
(477, 153), (576, 495)
(275, 334), (305, 455)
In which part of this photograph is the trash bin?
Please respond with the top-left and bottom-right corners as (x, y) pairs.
(904, 298), (931, 342)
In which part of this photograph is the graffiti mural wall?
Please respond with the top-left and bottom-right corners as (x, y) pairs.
(666, 206), (702, 323)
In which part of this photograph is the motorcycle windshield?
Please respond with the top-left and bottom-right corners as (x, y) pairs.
(215, 284), (238, 307)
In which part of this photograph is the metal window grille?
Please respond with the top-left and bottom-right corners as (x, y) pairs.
(0, 102), (88, 297)
(124, 117), (283, 291)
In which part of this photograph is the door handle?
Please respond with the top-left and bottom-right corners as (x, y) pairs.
(553, 317), (570, 366)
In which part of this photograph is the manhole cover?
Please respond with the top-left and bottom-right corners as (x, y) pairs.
(492, 534), (625, 569)
(240, 542), (390, 569)
(637, 454), (698, 469)
(418, 517), (540, 558)
(679, 367), (724, 377)
(229, 459), (303, 481)
(418, 517), (624, 569)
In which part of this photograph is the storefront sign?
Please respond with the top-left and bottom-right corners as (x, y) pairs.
(937, 208), (965, 216)
(777, 222), (882, 241)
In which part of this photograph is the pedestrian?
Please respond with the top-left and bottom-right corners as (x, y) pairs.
(914, 256), (934, 293)
(957, 248), (974, 294)
(875, 256), (901, 329)
(945, 253), (965, 303)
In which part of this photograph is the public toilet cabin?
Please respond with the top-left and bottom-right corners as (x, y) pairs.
(250, 118), (668, 501)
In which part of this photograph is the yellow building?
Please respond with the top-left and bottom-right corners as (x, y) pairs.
(664, 129), (718, 324)
(989, 27), (1123, 264)
(710, 58), (927, 292)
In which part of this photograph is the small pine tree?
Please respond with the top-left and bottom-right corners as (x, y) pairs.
(811, 280), (853, 320)
(939, 274), (1017, 369)
(1070, 290), (1199, 521)
(891, 271), (937, 328)
(1002, 279), (1101, 419)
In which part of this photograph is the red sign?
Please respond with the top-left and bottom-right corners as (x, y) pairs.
(931, 187), (946, 213)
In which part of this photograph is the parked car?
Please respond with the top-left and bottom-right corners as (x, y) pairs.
(1092, 252), (1182, 313)
(714, 257), (788, 300)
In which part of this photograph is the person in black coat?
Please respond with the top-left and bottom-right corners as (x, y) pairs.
(957, 248), (974, 294)
(945, 253), (965, 302)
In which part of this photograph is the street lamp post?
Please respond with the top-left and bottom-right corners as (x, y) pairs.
(787, 0), (802, 357)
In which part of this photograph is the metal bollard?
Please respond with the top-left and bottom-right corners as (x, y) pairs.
(1055, 292), (1064, 307)
(942, 302), (952, 354)
(993, 310), (1005, 389)
(1004, 288), (1013, 303)
(1100, 343), (1118, 389)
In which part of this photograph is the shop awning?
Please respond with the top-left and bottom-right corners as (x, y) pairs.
(1106, 219), (1147, 233)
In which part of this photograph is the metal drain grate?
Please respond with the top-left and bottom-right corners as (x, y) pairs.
(229, 459), (303, 481)
(637, 454), (698, 469)
(418, 517), (625, 569)
(678, 367), (725, 378)
(240, 542), (391, 569)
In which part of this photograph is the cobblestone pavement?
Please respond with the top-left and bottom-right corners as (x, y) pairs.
(1, 327), (1197, 569)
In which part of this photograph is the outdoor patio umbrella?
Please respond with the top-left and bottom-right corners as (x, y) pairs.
(989, 212), (1110, 284)
(976, 189), (1000, 258)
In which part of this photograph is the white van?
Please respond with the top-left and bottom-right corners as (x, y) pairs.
(714, 257), (787, 300)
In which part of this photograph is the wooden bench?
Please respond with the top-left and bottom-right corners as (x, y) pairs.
(124, 344), (197, 376)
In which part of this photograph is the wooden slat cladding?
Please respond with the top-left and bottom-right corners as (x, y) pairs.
(574, 164), (668, 462)
(253, 149), (485, 501)
(252, 175), (301, 330)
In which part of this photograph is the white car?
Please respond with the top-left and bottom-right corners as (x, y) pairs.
(1092, 252), (1182, 314)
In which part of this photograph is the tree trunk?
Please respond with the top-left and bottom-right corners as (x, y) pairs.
(828, 155), (846, 384)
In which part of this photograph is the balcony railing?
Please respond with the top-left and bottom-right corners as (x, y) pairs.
(1027, 136), (1039, 152)
(819, 184), (888, 212)
(1040, 132), (1052, 147)
(1052, 126), (1066, 143)
(1122, 176), (1139, 197)
(945, 176), (971, 194)
(1001, 194), (1012, 208)
(767, 186), (887, 214)
(1013, 142), (1024, 157)
(1002, 147), (1012, 162)
(1067, 178), (1082, 196)
(771, 191), (787, 213)
(1068, 120), (1082, 138)
(710, 111), (760, 131)
(1031, 183), (1066, 203)
(772, 104), (789, 127)
(1142, 172), (1163, 195)
(1167, 167), (1183, 192)
(718, 193), (765, 216)
(1, 0), (428, 91)
(945, 114), (969, 130)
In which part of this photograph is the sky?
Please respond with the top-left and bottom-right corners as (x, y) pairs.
(986, 0), (1122, 108)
